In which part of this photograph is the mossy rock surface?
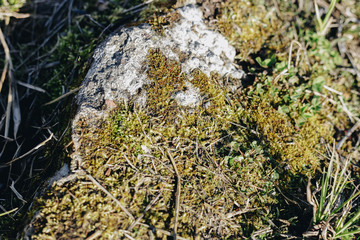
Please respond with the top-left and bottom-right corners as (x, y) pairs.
(28, 4), (262, 239)
(27, 2), (336, 239)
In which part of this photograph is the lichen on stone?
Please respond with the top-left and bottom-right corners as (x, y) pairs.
(27, 2), (338, 239)
(30, 46), (278, 238)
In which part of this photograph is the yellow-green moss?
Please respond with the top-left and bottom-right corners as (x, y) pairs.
(145, 48), (186, 118)
(243, 98), (333, 174)
(31, 49), (280, 239)
(32, 38), (339, 238)
(216, 0), (282, 60)
(9, 0), (359, 238)
(146, 3), (181, 34)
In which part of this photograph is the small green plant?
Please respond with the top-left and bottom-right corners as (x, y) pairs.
(256, 55), (276, 68)
(314, 0), (339, 35)
(306, 146), (360, 239)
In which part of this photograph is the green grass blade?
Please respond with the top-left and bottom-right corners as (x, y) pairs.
(317, 154), (334, 222)
(334, 227), (360, 239)
(336, 208), (360, 235)
(322, 0), (339, 30)
(332, 189), (360, 216)
(314, 0), (323, 30)
(0, 208), (17, 217)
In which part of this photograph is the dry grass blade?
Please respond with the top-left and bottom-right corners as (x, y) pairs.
(346, 52), (360, 81)
(124, 233), (136, 240)
(15, 18), (66, 71)
(0, 12), (30, 19)
(43, 87), (80, 106)
(123, 154), (139, 171)
(0, 207), (18, 217)
(1, 133), (53, 167)
(122, 0), (154, 14)
(84, 171), (135, 221)
(85, 230), (103, 240)
(11, 82), (20, 138)
(68, 0), (74, 27)
(10, 180), (26, 203)
(251, 227), (272, 240)
(17, 80), (46, 93)
(0, 27), (13, 139)
(0, 60), (7, 92)
(336, 120), (360, 150)
(4, 81), (12, 139)
(0, 26), (20, 138)
(128, 191), (162, 231)
(166, 149), (181, 240)
(139, 223), (189, 240)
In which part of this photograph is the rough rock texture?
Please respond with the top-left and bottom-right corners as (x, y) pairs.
(26, 4), (248, 238)
(72, 4), (245, 169)
(76, 4), (244, 112)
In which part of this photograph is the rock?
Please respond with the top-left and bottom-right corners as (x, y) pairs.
(72, 3), (245, 170)
(76, 4), (244, 113)
(28, 4), (247, 238)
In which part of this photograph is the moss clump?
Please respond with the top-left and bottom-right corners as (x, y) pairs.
(17, 0), (360, 238)
(145, 48), (186, 118)
(216, 0), (282, 60)
(29, 2), (342, 236)
(32, 42), (336, 237)
(241, 97), (333, 174)
(31, 49), (280, 239)
(146, 2), (181, 34)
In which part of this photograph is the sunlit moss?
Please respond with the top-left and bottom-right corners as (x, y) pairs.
(216, 0), (281, 60)
(10, 0), (359, 238)
(243, 98), (333, 174)
(31, 48), (280, 238)
(145, 48), (186, 118)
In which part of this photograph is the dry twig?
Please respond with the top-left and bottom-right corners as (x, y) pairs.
(336, 121), (360, 150)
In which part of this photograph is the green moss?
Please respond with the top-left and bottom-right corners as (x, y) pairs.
(30, 24), (341, 236)
(242, 97), (333, 174)
(145, 48), (186, 118)
(26, 0), (353, 237)
(31, 49), (280, 238)
(216, 0), (283, 61)
(1, 0), (357, 239)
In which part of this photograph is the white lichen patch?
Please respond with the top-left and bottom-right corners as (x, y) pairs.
(76, 4), (245, 113)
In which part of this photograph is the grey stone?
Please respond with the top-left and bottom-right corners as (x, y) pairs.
(72, 4), (245, 170)
(76, 4), (244, 113)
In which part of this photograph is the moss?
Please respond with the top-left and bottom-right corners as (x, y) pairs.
(145, 1), (181, 34)
(26, 0), (353, 238)
(243, 98), (333, 174)
(145, 48), (186, 118)
(31, 49), (280, 239)
(31, 28), (342, 235)
(216, 0), (283, 61)
(0, 0), (356, 239)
